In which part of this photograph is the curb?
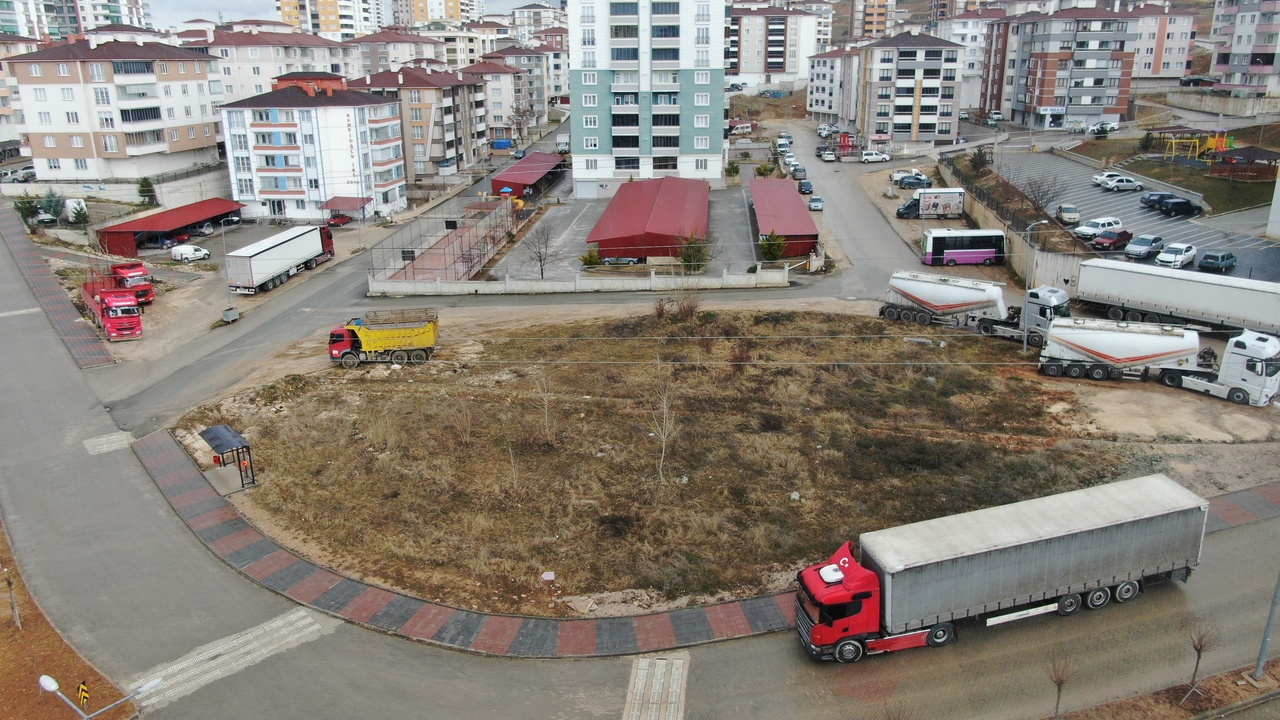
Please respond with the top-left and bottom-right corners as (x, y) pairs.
(1191, 679), (1280, 719)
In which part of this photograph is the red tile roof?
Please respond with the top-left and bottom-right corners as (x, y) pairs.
(750, 178), (819, 239)
(348, 68), (476, 89)
(341, 29), (442, 45)
(585, 177), (709, 257)
(8, 39), (214, 62)
(219, 85), (392, 109)
(181, 30), (346, 48)
(460, 60), (523, 74)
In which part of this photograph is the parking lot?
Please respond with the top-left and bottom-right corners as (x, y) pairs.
(992, 151), (1280, 282)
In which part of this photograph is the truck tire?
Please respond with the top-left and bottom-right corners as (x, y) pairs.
(1125, 310), (1142, 322)
(340, 353), (360, 369)
(898, 309), (916, 323)
(1106, 307), (1125, 321)
(1114, 581), (1140, 603)
(1228, 388), (1250, 405)
(409, 349), (428, 364)
(1057, 593), (1082, 616)
(1028, 332), (1044, 348)
(926, 622), (956, 647)
(1085, 587), (1111, 610)
(977, 320), (995, 336)
(1143, 313), (1161, 323)
(915, 311), (931, 326)
(1066, 363), (1087, 379)
(1159, 371), (1182, 388)
(391, 350), (409, 365)
(1042, 361), (1064, 377)
(834, 639), (865, 663)
(883, 306), (900, 321)
(1088, 365), (1109, 381)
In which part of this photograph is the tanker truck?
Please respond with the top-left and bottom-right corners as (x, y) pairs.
(1038, 318), (1280, 406)
(796, 474), (1206, 663)
(329, 308), (439, 368)
(879, 270), (1071, 347)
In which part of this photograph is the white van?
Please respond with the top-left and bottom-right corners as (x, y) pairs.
(775, 138), (791, 153)
(860, 150), (891, 163)
(62, 198), (88, 221)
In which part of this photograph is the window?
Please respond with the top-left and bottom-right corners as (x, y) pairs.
(103, 135), (118, 152)
(66, 112), (79, 124)
(584, 137), (599, 149)
(585, 159), (598, 170)
(695, 70), (709, 84)
(157, 62), (168, 74)
(939, 122), (952, 134)
(61, 88), (74, 101)
(33, 88), (46, 101)
(583, 115), (598, 128)
(582, 93), (597, 106)
(189, 128), (196, 138)
(237, 178), (254, 195)
(694, 93), (709, 105)
(75, 158), (87, 170)
(37, 112), (51, 125)
(57, 63), (68, 76)
(163, 85), (172, 97)
(43, 135), (55, 147)
(90, 63), (104, 82)
(98, 112), (115, 129)
(694, 136), (709, 149)
(582, 71), (597, 84)
(94, 87), (110, 105)
(169, 129), (179, 141)
(694, 114), (709, 127)
(617, 157), (639, 170)
(166, 108), (175, 119)
(48, 158), (60, 170)
(252, 66), (261, 76)
(71, 135), (83, 147)
(696, 159), (708, 170)
(28, 64), (40, 77)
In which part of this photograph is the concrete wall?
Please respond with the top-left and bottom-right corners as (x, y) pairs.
(368, 266), (791, 296)
(1162, 91), (1280, 118)
(0, 168), (232, 207)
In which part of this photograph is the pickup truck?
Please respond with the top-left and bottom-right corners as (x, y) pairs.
(891, 168), (926, 183)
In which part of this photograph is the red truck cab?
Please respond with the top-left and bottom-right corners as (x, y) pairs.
(83, 284), (143, 340)
(109, 262), (154, 304)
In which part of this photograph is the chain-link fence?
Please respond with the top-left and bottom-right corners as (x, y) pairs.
(369, 193), (518, 283)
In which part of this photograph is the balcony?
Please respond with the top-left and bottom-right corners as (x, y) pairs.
(124, 140), (167, 156)
(611, 80), (639, 92)
(612, 125), (641, 135)
(652, 104), (680, 114)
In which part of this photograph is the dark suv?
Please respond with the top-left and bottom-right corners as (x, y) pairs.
(896, 198), (920, 219)
(1139, 191), (1177, 209)
(1159, 197), (1204, 217)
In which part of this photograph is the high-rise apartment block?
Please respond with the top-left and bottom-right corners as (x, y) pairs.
(1210, 0), (1275, 94)
(854, 31), (963, 150)
(726, 8), (820, 85)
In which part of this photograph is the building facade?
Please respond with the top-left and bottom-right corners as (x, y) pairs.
(459, 59), (524, 141)
(852, 0), (896, 38)
(344, 27), (444, 74)
(854, 31), (963, 151)
(568, 0), (725, 197)
(219, 72), (407, 222)
(416, 26), (483, 69)
(0, 33), (41, 160)
(276, 0), (378, 40)
(511, 2), (566, 44)
(8, 38), (222, 182)
(936, 6), (1006, 111)
(1127, 3), (1195, 90)
(807, 48), (849, 125)
(726, 8), (820, 87)
(1211, 0), (1279, 94)
(179, 25), (357, 107)
(468, 20), (513, 54)
(482, 45), (549, 125)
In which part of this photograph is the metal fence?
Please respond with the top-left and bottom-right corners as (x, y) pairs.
(369, 193), (518, 283)
(939, 151), (1045, 233)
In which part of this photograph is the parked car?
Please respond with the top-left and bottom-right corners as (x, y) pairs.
(171, 244), (211, 262)
(33, 209), (58, 224)
(1073, 216), (1123, 240)
(8, 170), (35, 183)
(959, 110), (971, 120)
(896, 198), (920, 219)
(727, 83), (744, 92)
(1124, 234), (1165, 259)
(792, 166), (807, 180)
(777, 129), (792, 139)
(1155, 242), (1197, 268)
(1091, 171), (1125, 186)
(189, 221), (215, 237)
(1090, 229), (1134, 251)
(982, 118), (998, 127)
(861, 150), (891, 163)
(818, 123), (838, 133)
(890, 168), (925, 183)
(602, 257), (640, 265)
(328, 213), (354, 226)
(988, 110), (1004, 121)
(512, 149), (526, 159)
(814, 145), (829, 157)
(808, 196), (825, 211)
(1088, 121), (1120, 134)
(1055, 204), (1080, 224)
(1159, 197), (1204, 217)
(797, 180), (814, 194)
(899, 175), (933, 189)
(1198, 250), (1237, 273)
(821, 151), (836, 162)
(141, 235), (177, 249)
(1100, 176), (1144, 192)
(1140, 191), (1177, 209)
(782, 152), (797, 166)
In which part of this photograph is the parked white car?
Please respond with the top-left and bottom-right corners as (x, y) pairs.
(891, 168), (926, 183)
(1073, 216), (1124, 240)
(1099, 176), (1144, 192)
(1091, 171), (1125, 186)
(1088, 121), (1120, 133)
(861, 150), (891, 163)
(821, 151), (836, 162)
(1155, 243), (1197, 268)
(171, 244), (211, 262)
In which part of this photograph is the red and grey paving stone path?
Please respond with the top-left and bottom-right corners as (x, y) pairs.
(0, 209), (114, 368)
(133, 429), (1277, 658)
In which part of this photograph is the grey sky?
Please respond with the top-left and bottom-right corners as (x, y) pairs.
(149, 0), (530, 33)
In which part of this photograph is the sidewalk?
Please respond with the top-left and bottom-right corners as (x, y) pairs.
(133, 429), (1280, 659)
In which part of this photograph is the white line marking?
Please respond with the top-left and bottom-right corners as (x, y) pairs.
(0, 307), (41, 319)
(622, 652), (689, 720)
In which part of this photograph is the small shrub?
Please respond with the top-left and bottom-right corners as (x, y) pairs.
(725, 161), (740, 177)
(137, 177), (157, 206)
(754, 164), (776, 178)
(679, 234), (709, 272)
(1138, 131), (1156, 153)
(580, 246), (601, 267)
(759, 232), (786, 261)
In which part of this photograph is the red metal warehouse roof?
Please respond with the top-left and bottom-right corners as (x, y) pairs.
(100, 198), (245, 232)
(491, 151), (563, 195)
(751, 178), (818, 238)
(585, 176), (709, 249)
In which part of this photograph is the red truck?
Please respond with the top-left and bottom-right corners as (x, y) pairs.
(82, 274), (142, 341)
(109, 262), (154, 304)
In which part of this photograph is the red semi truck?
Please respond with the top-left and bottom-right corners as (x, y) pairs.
(81, 274), (143, 341)
(795, 474), (1206, 662)
(109, 262), (154, 304)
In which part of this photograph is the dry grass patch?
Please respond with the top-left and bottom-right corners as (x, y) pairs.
(178, 310), (1125, 616)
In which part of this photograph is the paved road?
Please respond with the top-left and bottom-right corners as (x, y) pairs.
(992, 151), (1280, 282)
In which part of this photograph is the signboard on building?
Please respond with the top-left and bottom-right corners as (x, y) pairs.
(1037, 106), (1067, 115)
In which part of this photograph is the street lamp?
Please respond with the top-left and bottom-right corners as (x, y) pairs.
(1022, 219), (1050, 353)
(38, 674), (163, 719)
(219, 218), (239, 323)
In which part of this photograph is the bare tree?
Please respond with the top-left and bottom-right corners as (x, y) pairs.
(509, 102), (537, 144)
(648, 384), (680, 491)
(1019, 174), (1070, 212)
(521, 224), (569, 279)
(1046, 648), (1078, 718)
(1181, 616), (1221, 704)
(534, 377), (557, 446)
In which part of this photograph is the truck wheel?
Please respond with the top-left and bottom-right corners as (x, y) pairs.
(1085, 587), (1111, 610)
(1057, 593), (1082, 616)
(1088, 365), (1109, 381)
(340, 353), (360, 370)
(834, 639), (865, 663)
(1028, 332), (1044, 348)
(1228, 388), (1250, 405)
(1160, 371), (1182, 388)
(1125, 310), (1143, 322)
(391, 350), (409, 365)
(926, 622), (956, 647)
(915, 311), (932, 326)
(305, 259), (316, 270)
(1066, 364), (1087, 379)
(1143, 313), (1161, 323)
(409, 350), (428, 364)
(898, 310), (916, 323)
(883, 307), (900, 320)
(1114, 581), (1140, 603)
(1042, 362), (1064, 377)
(1106, 307), (1125, 321)
(977, 320), (995, 336)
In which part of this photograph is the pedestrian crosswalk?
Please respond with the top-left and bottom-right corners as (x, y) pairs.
(622, 652), (689, 720)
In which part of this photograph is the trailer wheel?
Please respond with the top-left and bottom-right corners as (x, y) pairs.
(926, 622), (956, 647)
(1085, 587), (1111, 610)
(1028, 332), (1044, 348)
(1057, 593), (1082, 616)
(1125, 310), (1143, 322)
(1088, 365), (1109, 381)
(1143, 313), (1161, 323)
(977, 320), (995, 336)
(1114, 581), (1140, 603)
(834, 639), (865, 663)
(410, 349), (428, 364)
(340, 353), (360, 370)
(898, 309), (916, 323)
(1066, 364), (1087, 379)
(1042, 362), (1064, 377)
(1228, 388), (1250, 405)
(391, 350), (409, 365)
(883, 306), (900, 321)
(915, 311), (932, 326)
(1106, 307), (1125, 321)
(1160, 371), (1182, 388)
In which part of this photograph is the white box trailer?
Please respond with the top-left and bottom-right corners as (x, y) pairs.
(226, 225), (334, 294)
(1075, 259), (1280, 334)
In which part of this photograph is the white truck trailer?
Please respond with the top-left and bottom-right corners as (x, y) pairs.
(1075, 259), (1280, 334)
(1039, 318), (1280, 406)
(880, 270), (1071, 347)
(226, 225), (334, 294)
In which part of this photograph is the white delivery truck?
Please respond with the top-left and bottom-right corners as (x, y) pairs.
(226, 225), (334, 294)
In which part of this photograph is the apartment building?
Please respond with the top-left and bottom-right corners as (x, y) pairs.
(511, 2), (566, 44)
(531, 25), (568, 50)
(788, 1), (835, 50)
(852, 0), (896, 38)
(482, 45), (548, 124)
(468, 20), (513, 54)
(8, 38), (222, 182)
(936, 5), (1006, 111)
(77, 0), (150, 31)
(349, 67), (488, 180)
(0, 33), (40, 160)
(416, 26), (483, 69)
(532, 37), (568, 105)
(179, 24), (357, 107)
(567, 0), (725, 197)
(1211, 0), (1280, 94)
(807, 48), (852, 125)
(853, 31), (963, 151)
(219, 72), (407, 222)
(1127, 2), (1195, 90)
(459, 59), (524, 141)
(276, 0), (378, 40)
(727, 7), (821, 86)
(345, 27), (444, 74)
(982, 5), (1137, 128)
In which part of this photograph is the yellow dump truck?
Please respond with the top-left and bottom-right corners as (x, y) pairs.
(328, 308), (439, 368)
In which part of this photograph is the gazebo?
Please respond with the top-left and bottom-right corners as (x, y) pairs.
(1205, 145), (1280, 181)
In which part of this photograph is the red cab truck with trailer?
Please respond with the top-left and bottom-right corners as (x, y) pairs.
(81, 275), (142, 341)
(109, 261), (154, 304)
(796, 474), (1206, 662)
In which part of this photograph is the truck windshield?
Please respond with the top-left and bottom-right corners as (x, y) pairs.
(1265, 360), (1280, 378)
(108, 308), (140, 317)
(797, 587), (821, 624)
(329, 331), (348, 345)
(121, 276), (151, 287)
(1054, 303), (1071, 318)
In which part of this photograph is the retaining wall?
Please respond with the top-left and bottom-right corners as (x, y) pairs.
(368, 266), (791, 296)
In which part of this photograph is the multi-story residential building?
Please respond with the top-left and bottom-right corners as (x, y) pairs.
(533, 38), (567, 105)
(936, 5), (1006, 111)
(468, 20), (512, 54)
(511, 2), (566, 45)
(0, 2), (49, 40)
(1210, 0), (1279, 94)
(41, 0), (78, 40)
(982, 5), (1137, 128)
(531, 25), (567, 50)
(853, 31), (963, 151)
(179, 24), (357, 107)
(852, 0), (896, 38)
(7, 37), (222, 182)
(726, 8), (820, 86)
(276, 0), (378, 40)
(416, 26), (482, 69)
(219, 72), (407, 222)
(931, 0), (952, 31)
(568, 0), (724, 197)
(420, 0), (479, 24)
(344, 27), (443, 74)
(1128, 2), (1195, 90)
(789, 1), (835, 50)
(76, 0), (151, 33)
(0, 32), (41, 160)
(807, 48), (849, 125)
(459, 59), (524, 141)
(482, 45), (549, 124)
(349, 67), (488, 180)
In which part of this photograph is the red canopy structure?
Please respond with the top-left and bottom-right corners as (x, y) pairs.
(96, 198), (245, 257)
(490, 151), (564, 197)
(751, 178), (818, 258)
(320, 196), (372, 211)
(585, 177), (709, 260)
